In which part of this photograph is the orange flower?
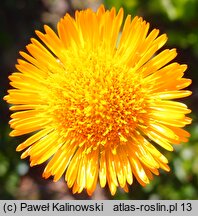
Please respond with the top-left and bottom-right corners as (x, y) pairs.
(4, 5), (192, 196)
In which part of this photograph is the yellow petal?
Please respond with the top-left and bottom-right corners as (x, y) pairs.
(99, 150), (107, 188)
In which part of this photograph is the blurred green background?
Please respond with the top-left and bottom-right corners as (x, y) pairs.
(0, 0), (198, 200)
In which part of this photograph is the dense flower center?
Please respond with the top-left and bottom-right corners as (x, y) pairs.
(46, 47), (148, 149)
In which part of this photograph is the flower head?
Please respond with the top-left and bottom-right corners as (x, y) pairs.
(4, 5), (192, 195)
